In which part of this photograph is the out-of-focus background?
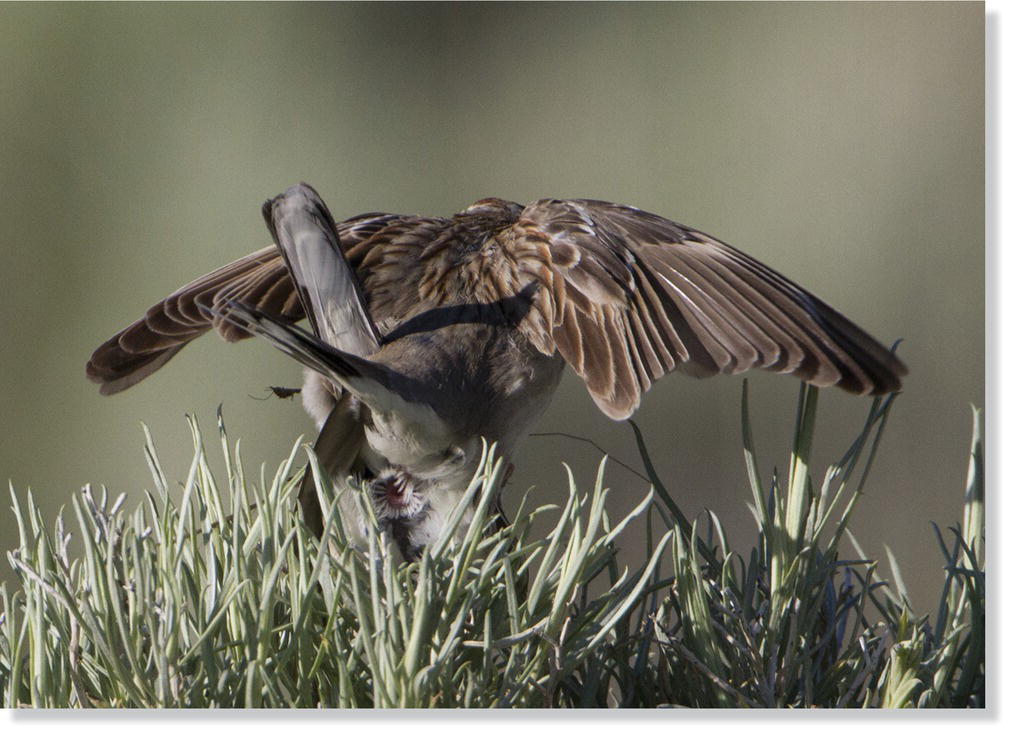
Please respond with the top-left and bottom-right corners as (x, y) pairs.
(0, 2), (982, 613)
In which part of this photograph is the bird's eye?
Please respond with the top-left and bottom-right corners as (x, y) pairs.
(443, 446), (466, 464)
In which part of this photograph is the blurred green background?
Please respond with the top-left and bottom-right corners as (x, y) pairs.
(0, 2), (983, 614)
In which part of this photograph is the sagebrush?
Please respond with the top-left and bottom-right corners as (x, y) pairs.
(0, 384), (984, 707)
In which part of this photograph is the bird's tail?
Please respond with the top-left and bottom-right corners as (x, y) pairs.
(211, 300), (380, 393)
(262, 183), (382, 356)
(210, 300), (440, 430)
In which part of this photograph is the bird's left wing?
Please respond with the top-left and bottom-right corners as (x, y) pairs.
(506, 199), (907, 419)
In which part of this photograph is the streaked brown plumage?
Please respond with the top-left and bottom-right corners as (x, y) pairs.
(87, 184), (906, 555)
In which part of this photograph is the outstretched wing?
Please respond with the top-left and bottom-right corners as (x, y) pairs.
(85, 211), (409, 395)
(508, 199), (908, 419)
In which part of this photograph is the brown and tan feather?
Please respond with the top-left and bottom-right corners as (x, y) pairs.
(502, 198), (906, 418)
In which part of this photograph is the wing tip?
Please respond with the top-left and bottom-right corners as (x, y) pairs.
(85, 344), (186, 395)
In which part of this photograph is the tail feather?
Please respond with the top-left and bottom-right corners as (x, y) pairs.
(262, 183), (382, 356)
(210, 300), (374, 385)
(210, 301), (440, 431)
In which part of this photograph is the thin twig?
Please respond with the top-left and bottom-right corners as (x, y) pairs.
(529, 432), (650, 483)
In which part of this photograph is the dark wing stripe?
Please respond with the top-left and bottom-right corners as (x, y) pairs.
(281, 285), (302, 314)
(251, 267), (299, 320)
(716, 268), (837, 379)
(680, 246), (826, 373)
(245, 265), (294, 311)
(566, 256), (628, 304)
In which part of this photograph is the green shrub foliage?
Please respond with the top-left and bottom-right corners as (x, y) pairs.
(0, 385), (984, 708)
